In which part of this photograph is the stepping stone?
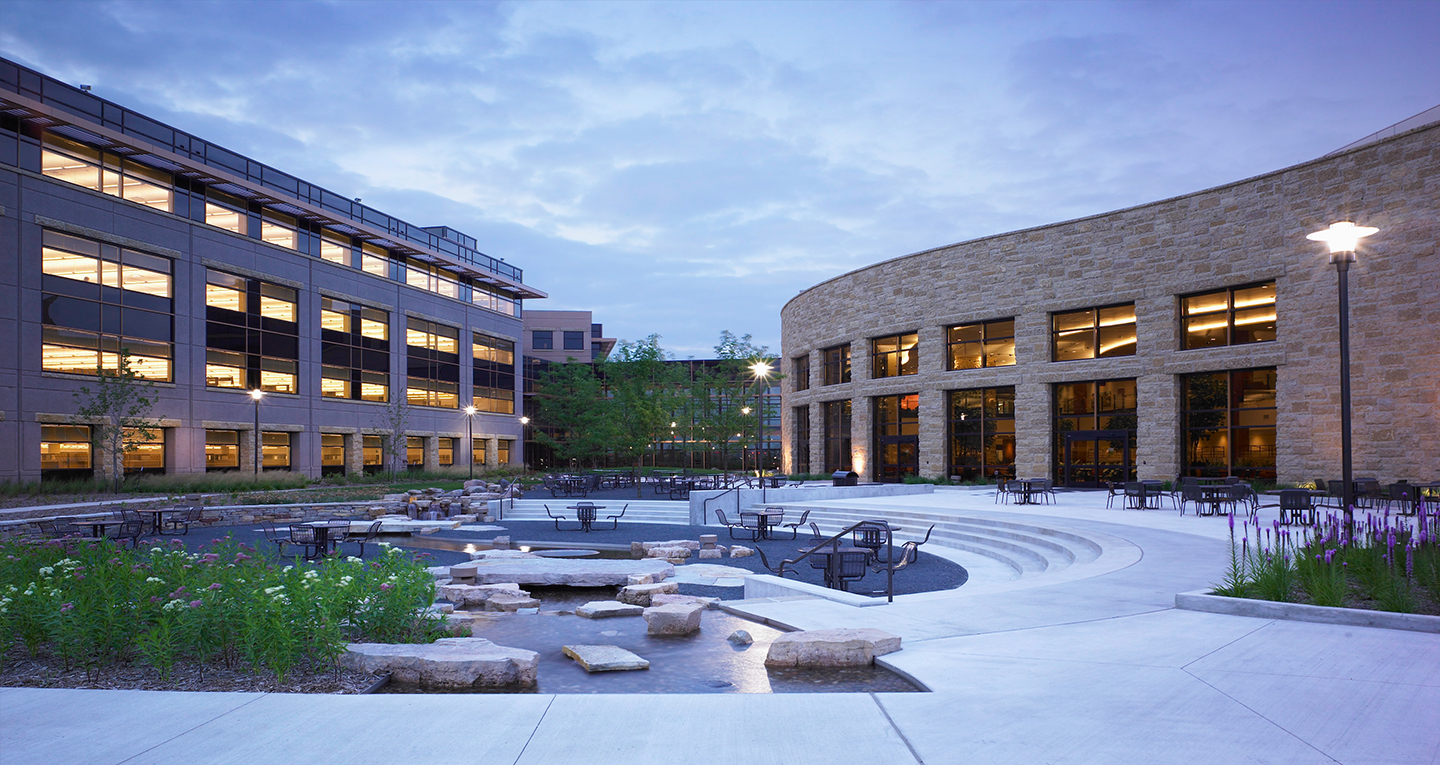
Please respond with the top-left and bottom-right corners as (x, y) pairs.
(764, 628), (901, 667)
(617, 582), (680, 606)
(486, 593), (541, 612)
(727, 630), (754, 646)
(437, 583), (525, 607)
(650, 594), (720, 609)
(562, 644), (650, 672)
(575, 601), (644, 619)
(643, 603), (704, 635)
(342, 637), (538, 688)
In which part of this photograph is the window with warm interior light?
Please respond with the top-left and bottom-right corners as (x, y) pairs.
(822, 399), (852, 473)
(320, 297), (390, 402)
(321, 434), (346, 475)
(792, 354), (810, 392)
(205, 269), (298, 393)
(872, 333), (919, 378)
(948, 319), (1016, 370)
(1182, 368), (1277, 480)
(1181, 282), (1277, 349)
(42, 133), (173, 212)
(406, 318), (460, 408)
(438, 437), (454, 466)
(473, 334), (516, 414)
(792, 406), (810, 474)
(949, 387), (1015, 481)
(40, 425), (92, 479)
(41, 230), (173, 381)
(261, 432), (291, 471)
(822, 344), (851, 386)
(363, 435), (384, 473)
(122, 427), (165, 475)
(1052, 304), (1136, 361)
(205, 430), (240, 472)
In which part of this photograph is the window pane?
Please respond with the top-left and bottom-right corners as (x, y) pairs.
(1053, 310), (1094, 332)
(1184, 315), (1228, 349)
(205, 202), (247, 235)
(1183, 291), (1228, 315)
(1098, 323), (1137, 357)
(42, 247), (101, 284)
(206, 284), (246, 312)
(984, 337), (1015, 367)
(121, 264), (171, 298)
(42, 147), (101, 190)
(321, 309), (349, 333)
(1233, 306), (1276, 344)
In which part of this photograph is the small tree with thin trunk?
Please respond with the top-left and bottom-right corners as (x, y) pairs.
(373, 394), (414, 481)
(72, 350), (159, 493)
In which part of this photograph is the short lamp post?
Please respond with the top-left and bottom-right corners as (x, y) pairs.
(249, 389), (264, 475)
(1307, 221), (1378, 535)
(464, 405), (477, 479)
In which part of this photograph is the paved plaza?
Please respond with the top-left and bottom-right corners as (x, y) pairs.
(3, 489), (1437, 764)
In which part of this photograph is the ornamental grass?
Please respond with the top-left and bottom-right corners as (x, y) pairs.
(0, 536), (446, 683)
(1214, 501), (1440, 615)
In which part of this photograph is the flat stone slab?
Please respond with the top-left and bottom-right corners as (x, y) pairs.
(343, 519), (462, 533)
(575, 601), (644, 619)
(765, 628), (901, 667)
(450, 558), (674, 586)
(467, 549), (539, 561)
(561, 644), (650, 672)
(643, 603), (704, 635)
(485, 593), (542, 612)
(341, 637), (538, 687)
(670, 563), (752, 585)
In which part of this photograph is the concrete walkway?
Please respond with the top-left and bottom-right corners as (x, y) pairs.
(4, 490), (1438, 764)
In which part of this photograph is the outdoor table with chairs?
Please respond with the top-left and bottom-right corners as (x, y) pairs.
(567, 503), (603, 532)
(796, 541), (871, 591)
(998, 478), (1055, 505)
(296, 520), (350, 560)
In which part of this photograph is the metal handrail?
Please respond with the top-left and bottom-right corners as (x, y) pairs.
(771, 519), (897, 603)
(702, 487), (743, 524)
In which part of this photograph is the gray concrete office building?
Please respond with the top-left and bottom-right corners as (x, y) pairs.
(0, 58), (547, 483)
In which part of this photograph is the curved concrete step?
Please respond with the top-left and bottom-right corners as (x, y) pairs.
(500, 499), (690, 525)
(753, 503), (1110, 586)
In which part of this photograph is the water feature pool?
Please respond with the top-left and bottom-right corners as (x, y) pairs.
(381, 587), (921, 695)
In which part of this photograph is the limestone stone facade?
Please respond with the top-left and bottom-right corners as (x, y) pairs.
(781, 122), (1439, 485)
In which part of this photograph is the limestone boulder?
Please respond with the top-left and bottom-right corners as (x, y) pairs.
(575, 601), (644, 619)
(698, 549), (724, 559)
(643, 603), (704, 636)
(645, 546), (692, 561)
(562, 644), (650, 672)
(342, 637), (538, 687)
(729, 546), (754, 558)
(437, 583), (525, 608)
(640, 539), (701, 552)
(727, 630), (754, 646)
(617, 582), (680, 606)
(455, 557), (674, 587)
(764, 628), (901, 667)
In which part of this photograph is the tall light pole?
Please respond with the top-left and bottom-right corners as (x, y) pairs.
(749, 360), (773, 475)
(249, 389), (264, 475)
(740, 407), (751, 473)
(464, 405), (477, 479)
(1307, 221), (1377, 536)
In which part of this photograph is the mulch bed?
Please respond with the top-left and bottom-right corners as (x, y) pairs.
(1, 647), (386, 694)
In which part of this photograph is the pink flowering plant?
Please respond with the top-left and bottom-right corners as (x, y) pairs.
(0, 535), (445, 681)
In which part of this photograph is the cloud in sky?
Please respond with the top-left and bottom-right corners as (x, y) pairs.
(4, 0), (1438, 356)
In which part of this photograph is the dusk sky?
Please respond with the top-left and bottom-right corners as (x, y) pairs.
(5, 0), (1438, 358)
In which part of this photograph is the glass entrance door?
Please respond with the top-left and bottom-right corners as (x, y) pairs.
(874, 393), (919, 483)
(1062, 430), (1132, 488)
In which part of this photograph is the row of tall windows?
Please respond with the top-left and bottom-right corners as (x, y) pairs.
(406, 318), (460, 408)
(320, 297), (390, 402)
(799, 284), (1276, 387)
(40, 230), (174, 380)
(473, 334), (517, 413)
(205, 269), (300, 393)
(40, 131), (521, 317)
(800, 367), (1275, 483)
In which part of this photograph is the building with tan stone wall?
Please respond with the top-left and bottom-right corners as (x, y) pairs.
(780, 118), (1439, 486)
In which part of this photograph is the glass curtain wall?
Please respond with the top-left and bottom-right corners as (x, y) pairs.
(873, 393), (920, 482)
(1053, 379), (1138, 485)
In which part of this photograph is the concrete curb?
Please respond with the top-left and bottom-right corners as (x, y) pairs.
(1174, 589), (1440, 633)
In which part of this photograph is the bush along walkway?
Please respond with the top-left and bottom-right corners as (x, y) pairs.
(1213, 502), (1440, 615)
(0, 536), (447, 687)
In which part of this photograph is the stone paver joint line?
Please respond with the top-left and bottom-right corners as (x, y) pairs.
(870, 693), (926, 765)
(114, 693), (270, 765)
(510, 694), (557, 765)
(1182, 672), (1344, 765)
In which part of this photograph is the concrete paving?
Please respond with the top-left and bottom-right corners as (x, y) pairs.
(4, 490), (1438, 764)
